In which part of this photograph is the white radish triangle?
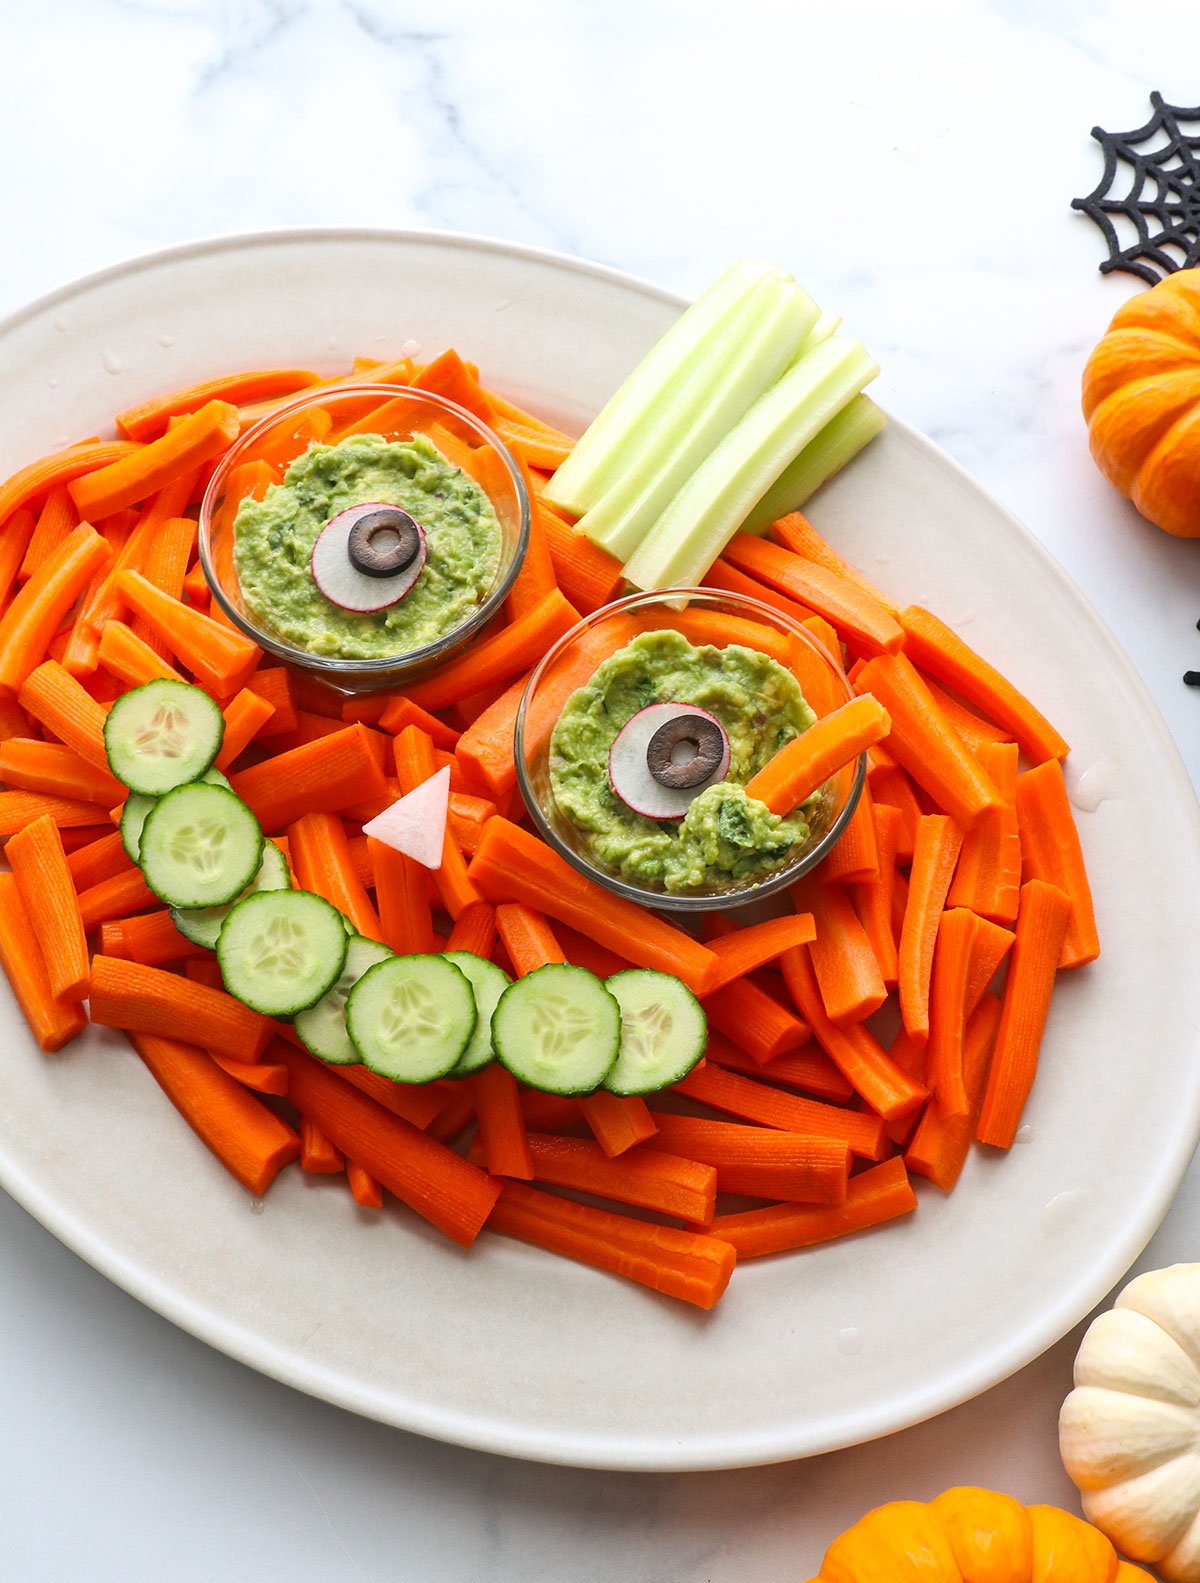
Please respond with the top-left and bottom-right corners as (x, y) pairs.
(362, 765), (450, 869)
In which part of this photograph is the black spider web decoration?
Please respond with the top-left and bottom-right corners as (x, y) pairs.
(1073, 92), (1200, 284)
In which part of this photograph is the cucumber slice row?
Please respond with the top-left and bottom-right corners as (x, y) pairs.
(294, 934), (393, 1065)
(171, 838), (292, 950)
(139, 782), (263, 910)
(104, 678), (225, 796)
(121, 767), (232, 865)
(217, 890), (348, 1017)
(492, 963), (622, 1096)
(603, 968), (707, 1095)
(346, 954), (476, 1083)
(444, 951), (511, 1077)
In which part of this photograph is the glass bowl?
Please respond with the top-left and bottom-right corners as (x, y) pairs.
(198, 384), (530, 693)
(515, 588), (865, 913)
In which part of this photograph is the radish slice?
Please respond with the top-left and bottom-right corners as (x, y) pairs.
(311, 503), (428, 613)
(362, 765), (450, 868)
(607, 703), (731, 821)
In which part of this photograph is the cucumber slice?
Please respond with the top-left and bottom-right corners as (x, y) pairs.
(171, 838), (291, 950)
(104, 679), (224, 795)
(294, 934), (393, 1065)
(346, 954), (476, 1083)
(444, 951), (511, 1077)
(139, 782), (263, 909)
(216, 889), (348, 1017)
(492, 964), (621, 1096)
(603, 968), (707, 1096)
(121, 768), (231, 864)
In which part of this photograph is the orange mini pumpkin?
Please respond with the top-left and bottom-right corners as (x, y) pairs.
(1082, 267), (1200, 538)
(805, 1487), (1155, 1582)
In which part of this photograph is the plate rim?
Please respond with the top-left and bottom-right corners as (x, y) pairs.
(2, 225), (1199, 1470)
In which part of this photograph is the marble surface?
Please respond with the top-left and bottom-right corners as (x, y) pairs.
(1, 1), (1199, 1577)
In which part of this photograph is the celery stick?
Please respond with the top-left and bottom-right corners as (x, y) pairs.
(543, 260), (788, 518)
(577, 277), (819, 562)
(739, 396), (887, 536)
(794, 309), (842, 358)
(623, 339), (879, 593)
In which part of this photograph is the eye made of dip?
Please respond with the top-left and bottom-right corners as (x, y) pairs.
(549, 629), (818, 894)
(231, 432), (502, 660)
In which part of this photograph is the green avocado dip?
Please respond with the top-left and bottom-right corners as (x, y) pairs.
(549, 630), (818, 894)
(232, 433), (502, 660)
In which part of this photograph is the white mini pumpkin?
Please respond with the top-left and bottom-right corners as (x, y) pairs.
(1060, 1262), (1200, 1581)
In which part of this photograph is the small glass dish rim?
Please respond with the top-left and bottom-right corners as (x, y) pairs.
(513, 585), (867, 914)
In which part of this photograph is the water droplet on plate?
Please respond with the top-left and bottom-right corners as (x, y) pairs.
(837, 1326), (863, 1356)
(249, 1198), (266, 1216)
(1014, 1123), (1034, 1145)
(1067, 760), (1117, 814)
(47, 376), (59, 389)
(1042, 1188), (1088, 1236)
(53, 316), (68, 334)
(327, 335), (338, 352)
(159, 334), (175, 348)
(101, 350), (122, 376)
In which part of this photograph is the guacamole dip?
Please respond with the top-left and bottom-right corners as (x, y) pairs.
(549, 630), (817, 893)
(232, 433), (502, 660)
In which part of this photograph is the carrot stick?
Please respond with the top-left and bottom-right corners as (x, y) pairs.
(115, 569), (259, 696)
(133, 1033), (299, 1193)
(635, 607), (793, 667)
(89, 954), (271, 1061)
(300, 1117), (346, 1175)
(236, 357), (416, 430)
(701, 914), (817, 994)
(820, 779), (880, 885)
(975, 880), (1073, 1148)
(392, 724), (481, 918)
(869, 763), (921, 863)
(647, 1114), (850, 1204)
(703, 974), (812, 1063)
(213, 686), (276, 771)
(0, 439), (140, 528)
(792, 878), (888, 1025)
(743, 694), (890, 815)
(495, 901), (565, 973)
(769, 511), (900, 615)
(723, 532), (904, 656)
(538, 501), (626, 614)
(926, 907), (981, 1116)
(0, 509), (37, 612)
(705, 1028), (854, 1104)
(0, 872), (86, 1050)
(900, 605), (1069, 764)
(207, 1051), (289, 1097)
(288, 811), (382, 941)
(468, 1064), (534, 1179)
(519, 1091), (584, 1132)
(117, 369), (320, 442)
(709, 1157), (917, 1257)
(0, 523), (112, 694)
(77, 867), (158, 931)
(402, 589), (580, 714)
(6, 814), (89, 1001)
(230, 724), (388, 832)
(447, 791), (498, 855)
(376, 693), (461, 747)
(469, 819), (720, 996)
(333, 1061), (446, 1131)
(246, 666), (299, 737)
(65, 828), (129, 890)
(70, 403), (239, 521)
(1014, 760), (1100, 968)
(476, 1132), (717, 1223)
(578, 1091), (658, 1158)
(59, 483), (178, 676)
(780, 944), (926, 1120)
(96, 619), (183, 688)
(104, 908), (207, 966)
(20, 487), (77, 585)
(445, 900), (498, 958)
(346, 1160), (384, 1209)
(278, 1044), (500, 1246)
(907, 991), (1002, 1191)
(702, 557), (816, 632)
(673, 1063), (888, 1160)
(922, 676), (1013, 756)
(853, 803), (901, 987)
(411, 348), (495, 420)
(0, 737), (123, 805)
(493, 419), (573, 471)
(486, 1179), (735, 1310)
(506, 491), (558, 621)
(946, 740), (1022, 925)
(855, 652), (1003, 829)
(128, 513), (197, 656)
(898, 814), (965, 1043)
(424, 1080), (474, 1142)
(369, 838), (435, 955)
(966, 916), (1015, 1016)
(0, 788), (110, 836)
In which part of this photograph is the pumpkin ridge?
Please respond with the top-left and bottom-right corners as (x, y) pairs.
(1087, 369), (1200, 494)
(1132, 403), (1200, 538)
